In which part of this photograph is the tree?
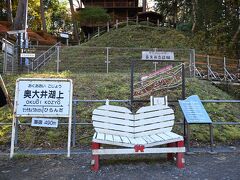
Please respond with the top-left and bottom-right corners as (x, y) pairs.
(191, 0), (197, 33)
(77, 7), (110, 27)
(6, 0), (13, 24)
(69, 0), (79, 42)
(40, 0), (46, 31)
(13, 0), (27, 30)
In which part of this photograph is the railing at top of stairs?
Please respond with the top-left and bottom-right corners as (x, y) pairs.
(30, 42), (61, 72)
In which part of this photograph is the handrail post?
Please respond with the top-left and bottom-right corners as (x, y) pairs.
(72, 100), (77, 147)
(107, 22), (110, 32)
(207, 55), (210, 80)
(57, 46), (60, 73)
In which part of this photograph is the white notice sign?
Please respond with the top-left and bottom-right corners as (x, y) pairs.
(20, 53), (36, 58)
(15, 78), (73, 117)
(31, 118), (58, 128)
(142, 51), (174, 61)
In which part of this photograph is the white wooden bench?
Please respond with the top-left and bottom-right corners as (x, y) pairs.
(91, 101), (185, 171)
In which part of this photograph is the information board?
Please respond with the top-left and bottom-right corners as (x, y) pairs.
(15, 78), (72, 117)
(142, 51), (174, 61)
(179, 95), (212, 124)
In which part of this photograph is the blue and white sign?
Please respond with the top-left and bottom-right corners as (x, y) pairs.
(142, 51), (174, 61)
(179, 95), (212, 124)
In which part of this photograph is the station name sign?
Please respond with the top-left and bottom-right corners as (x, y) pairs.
(142, 51), (175, 61)
(14, 78), (73, 117)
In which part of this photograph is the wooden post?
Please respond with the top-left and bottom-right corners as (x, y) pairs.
(176, 141), (185, 168)
(130, 60), (135, 112)
(91, 142), (100, 171)
(207, 55), (210, 80)
(72, 100), (77, 147)
(107, 22), (110, 32)
(224, 57), (226, 81)
(147, 17), (149, 26)
(57, 46), (60, 73)
(167, 142), (176, 160)
(116, 19), (118, 29)
(106, 47), (110, 73)
(157, 19), (160, 27)
(97, 26), (100, 37)
(210, 123), (214, 152)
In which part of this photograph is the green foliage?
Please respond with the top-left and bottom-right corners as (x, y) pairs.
(77, 7), (110, 26)
(83, 25), (190, 48)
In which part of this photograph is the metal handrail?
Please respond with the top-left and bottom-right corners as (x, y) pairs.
(31, 42), (61, 71)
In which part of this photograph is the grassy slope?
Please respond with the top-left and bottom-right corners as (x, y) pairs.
(83, 25), (190, 48)
(45, 26), (191, 73)
(1, 72), (239, 149)
(0, 25), (239, 150)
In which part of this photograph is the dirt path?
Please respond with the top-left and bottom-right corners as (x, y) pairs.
(0, 151), (240, 180)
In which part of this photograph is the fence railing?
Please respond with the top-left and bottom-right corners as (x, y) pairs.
(195, 54), (240, 82)
(30, 42), (61, 72)
(44, 46), (195, 75)
(0, 98), (239, 155)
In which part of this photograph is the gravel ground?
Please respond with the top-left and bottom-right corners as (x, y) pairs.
(0, 150), (240, 180)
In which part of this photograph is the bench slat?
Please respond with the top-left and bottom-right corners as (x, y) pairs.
(93, 115), (134, 126)
(95, 128), (135, 138)
(136, 104), (169, 113)
(93, 122), (134, 132)
(142, 136), (155, 143)
(93, 109), (134, 120)
(135, 137), (148, 145)
(157, 133), (172, 141)
(93, 133), (183, 147)
(149, 134), (164, 142)
(134, 114), (174, 126)
(128, 137), (138, 144)
(165, 131), (183, 139)
(97, 105), (132, 113)
(113, 135), (122, 143)
(121, 136), (131, 144)
(134, 127), (172, 137)
(134, 121), (174, 133)
(96, 132), (105, 140)
(105, 134), (113, 142)
(135, 109), (174, 120)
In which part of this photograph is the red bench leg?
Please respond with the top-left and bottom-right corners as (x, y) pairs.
(91, 142), (100, 171)
(176, 141), (185, 169)
(167, 142), (176, 160)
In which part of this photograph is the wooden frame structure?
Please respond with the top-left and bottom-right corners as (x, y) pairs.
(81, 0), (143, 22)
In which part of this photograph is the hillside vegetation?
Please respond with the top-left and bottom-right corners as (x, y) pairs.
(83, 25), (190, 48)
(1, 72), (239, 150)
(45, 26), (192, 73)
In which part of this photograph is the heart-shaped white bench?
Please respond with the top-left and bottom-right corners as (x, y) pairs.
(91, 103), (185, 171)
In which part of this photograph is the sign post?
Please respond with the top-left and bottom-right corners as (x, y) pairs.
(10, 78), (73, 158)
